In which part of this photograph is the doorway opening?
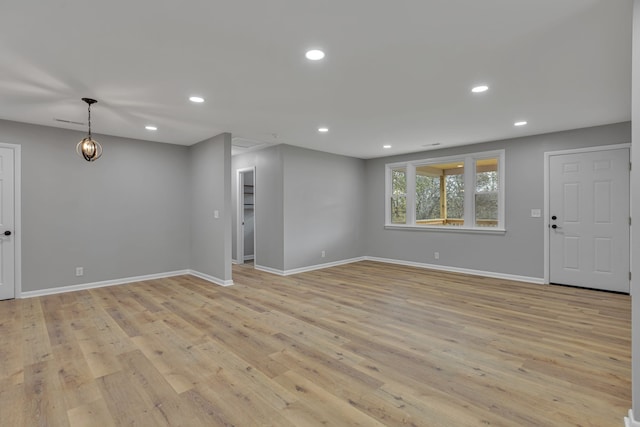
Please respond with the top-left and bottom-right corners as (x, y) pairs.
(237, 167), (256, 266)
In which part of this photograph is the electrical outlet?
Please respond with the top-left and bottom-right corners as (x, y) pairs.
(75, 267), (84, 277)
(434, 252), (440, 260)
(321, 250), (326, 258)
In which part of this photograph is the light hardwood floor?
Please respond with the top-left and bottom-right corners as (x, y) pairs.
(0, 261), (630, 426)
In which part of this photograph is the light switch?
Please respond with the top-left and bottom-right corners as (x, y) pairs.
(530, 209), (541, 218)
(214, 210), (219, 219)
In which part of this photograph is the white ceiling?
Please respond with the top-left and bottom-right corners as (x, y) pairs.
(0, 0), (632, 159)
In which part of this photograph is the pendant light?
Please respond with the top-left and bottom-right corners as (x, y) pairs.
(76, 97), (102, 162)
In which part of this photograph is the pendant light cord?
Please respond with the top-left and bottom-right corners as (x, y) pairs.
(87, 103), (92, 139)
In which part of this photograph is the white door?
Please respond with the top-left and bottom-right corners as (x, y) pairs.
(0, 147), (15, 300)
(549, 148), (629, 293)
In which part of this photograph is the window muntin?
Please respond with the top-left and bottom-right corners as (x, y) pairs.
(386, 150), (504, 230)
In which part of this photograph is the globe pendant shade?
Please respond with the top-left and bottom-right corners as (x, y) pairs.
(77, 137), (102, 162)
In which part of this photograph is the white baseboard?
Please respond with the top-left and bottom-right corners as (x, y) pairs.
(626, 409), (640, 427)
(21, 256), (541, 298)
(255, 256), (543, 285)
(188, 270), (234, 287)
(284, 257), (366, 275)
(254, 264), (285, 275)
(20, 268), (234, 298)
(20, 270), (191, 298)
(255, 257), (366, 276)
(365, 256), (545, 285)
(244, 255), (254, 261)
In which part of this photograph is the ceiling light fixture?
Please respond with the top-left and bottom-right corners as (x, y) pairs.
(76, 98), (102, 162)
(514, 121), (528, 126)
(383, 145), (392, 149)
(306, 49), (325, 61)
(189, 96), (205, 103)
(318, 127), (329, 133)
(471, 85), (489, 93)
(145, 125), (158, 131)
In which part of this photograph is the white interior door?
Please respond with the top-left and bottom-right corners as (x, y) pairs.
(0, 147), (15, 300)
(549, 148), (629, 293)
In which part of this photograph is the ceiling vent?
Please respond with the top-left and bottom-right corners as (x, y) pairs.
(54, 118), (84, 125)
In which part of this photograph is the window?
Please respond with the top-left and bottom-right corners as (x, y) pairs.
(390, 167), (407, 224)
(475, 158), (499, 227)
(385, 150), (505, 231)
(415, 161), (465, 226)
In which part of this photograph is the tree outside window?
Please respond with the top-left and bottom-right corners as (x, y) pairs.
(475, 158), (499, 227)
(391, 168), (406, 224)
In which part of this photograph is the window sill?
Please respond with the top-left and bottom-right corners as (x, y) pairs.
(384, 224), (506, 235)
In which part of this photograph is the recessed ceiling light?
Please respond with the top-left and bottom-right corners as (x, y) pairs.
(318, 127), (329, 133)
(471, 85), (489, 93)
(306, 49), (325, 61)
(383, 145), (392, 149)
(145, 125), (158, 131)
(514, 121), (528, 126)
(189, 96), (205, 103)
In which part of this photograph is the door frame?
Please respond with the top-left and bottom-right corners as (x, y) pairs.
(0, 142), (21, 299)
(543, 143), (630, 285)
(236, 166), (256, 266)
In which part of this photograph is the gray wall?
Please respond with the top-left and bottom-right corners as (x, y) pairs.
(0, 119), (192, 292)
(0, 115), (630, 299)
(231, 144), (366, 273)
(364, 122), (631, 279)
(282, 145), (365, 270)
(631, 0), (639, 418)
(190, 133), (232, 282)
(231, 145), (284, 271)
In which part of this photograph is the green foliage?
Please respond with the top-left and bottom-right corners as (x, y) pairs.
(415, 175), (440, 220)
(476, 170), (498, 192)
(391, 169), (406, 223)
(445, 174), (464, 219)
(415, 173), (464, 220)
(475, 171), (498, 221)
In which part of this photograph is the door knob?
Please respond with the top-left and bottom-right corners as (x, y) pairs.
(551, 224), (558, 229)
(3, 231), (11, 236)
